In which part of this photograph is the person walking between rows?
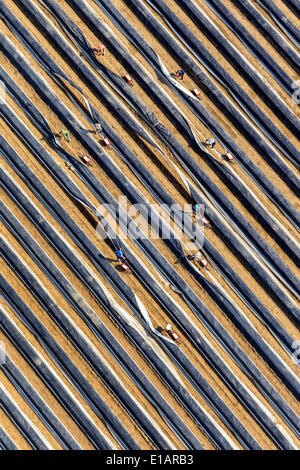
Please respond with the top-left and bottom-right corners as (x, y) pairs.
(116, 248), (125, 262)
(192, 203), (200, 217)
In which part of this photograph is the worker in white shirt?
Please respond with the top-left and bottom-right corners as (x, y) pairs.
(94, 122), (103, 135)
(205, 137), (216, 148)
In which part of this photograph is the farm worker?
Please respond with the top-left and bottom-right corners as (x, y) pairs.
(60, 129), (70, 142)
(206, 137), (216, 148)
(176, 69), (185, 80)
(97, 44), (105, 56)
(116, 248), (124, 261)
(94, 122), (103, 134)
(192, 203), (200, 216)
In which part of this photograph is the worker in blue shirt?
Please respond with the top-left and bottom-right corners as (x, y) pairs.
(193, 204), (200, 216)
(176, 69), (185, 80)
(116, 248), (125, 261)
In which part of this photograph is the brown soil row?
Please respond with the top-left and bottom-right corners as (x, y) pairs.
(0, 0), (299, 449)
(162, 0), (299, 138)
(72, 0), (300, 266)
(10, 0), (298, 343)
(186, 0), (300, 105)
(17, 0), (298, 370)
(0, 234), (175, 450)
(0, 106), (218, 449)
(0, 379), (32, 450)
(0, 298), (102, 450)
(241, 0), (300, 50)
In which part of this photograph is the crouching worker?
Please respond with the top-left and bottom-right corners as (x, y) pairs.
(176, 69), (185, 80)
(205, 137), (216, 148)
(187, 250), (200, 260)
(97, 44), (105, 56)
(94, 122), (103, 135)
(59, 129), (70, 142)
(189, 251), (209, 270)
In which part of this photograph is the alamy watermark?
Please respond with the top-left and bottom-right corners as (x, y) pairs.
(0, 341), (5, 365)
(0, 80), (6, 105)
(291, 340), (300, 366)
(291, 80), (300, 105)
(95, 198), (205, 250)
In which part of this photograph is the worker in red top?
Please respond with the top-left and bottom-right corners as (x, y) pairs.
(97, 44), (105, 56)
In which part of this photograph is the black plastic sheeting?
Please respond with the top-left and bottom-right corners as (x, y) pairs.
(0, 381), (50, 449)
(54, 0), (300, 293)
(1, 101), (298, 446)
(175, 0), (296, 94)
(0, 354), (81, 450)
(0, 139), (238, 448)
(253, 0), (300, 48)
(280, 0), (300, 17)
(4, 111), (300, 444)
(143, 0), (299, 141)
(190, 186), (299, 323)
(2, 47), (299, 404)
(0, 163), (243, 451)
(0, 249), (142, 451)
(0, 129), (298, 449)
(19, 0), (300, 272)
(89, 0), (300, 201)
(221, 0), (300, 73)
(39, 0), (300, 225)
(0, 425), (18, 450)
(0, 205), (289, 451)
(21, 2), (299, 323)
(0, 37), (299, 442)
(6, 135), (288, 450)
(0, 5), (162, 157)
(121, 0), (300, 161)
(0, 235), (173, 451)
(1, 260), (203, 449)
(0, 35), (299, 402)
(1, 40), (300, 414)
(4, 98), (300, 401)
(2, 5), (297, 312)
(0, 304), (114, 450)
(33, 122), (300, 404)
(0, 185), (203, 450)
(4, 2), (299, 298)
(17, 0), (300, 256)
(151, 336), (262, 449)
(0, 143), (275, 450)
(73, 154), (300, 349)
